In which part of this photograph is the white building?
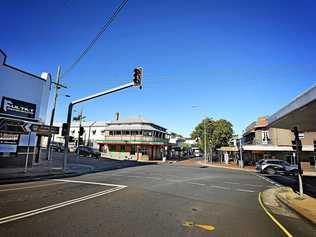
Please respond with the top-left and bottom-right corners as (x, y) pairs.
(0, 49), (53, 166)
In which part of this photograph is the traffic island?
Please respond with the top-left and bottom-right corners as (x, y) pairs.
(276, 187), (316, 226)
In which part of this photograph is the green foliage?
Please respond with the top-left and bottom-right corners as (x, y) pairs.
(191, 117), (233, 152)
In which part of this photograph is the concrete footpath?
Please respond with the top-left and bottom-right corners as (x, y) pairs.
(275, 187), (316, 225)
(0, 152), (155, 184)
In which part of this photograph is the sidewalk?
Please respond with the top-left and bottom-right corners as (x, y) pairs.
(0, 152), (155, 184)
(262, 187), (316, 226)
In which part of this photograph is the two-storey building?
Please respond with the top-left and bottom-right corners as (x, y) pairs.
(242, 116), (316, 165)
(97, 117), (168, 161)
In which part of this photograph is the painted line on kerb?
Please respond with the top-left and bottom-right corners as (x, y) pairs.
(0, 179), (127, 225)
(0, 182), (63, 192)
(258, 192), (293, 237)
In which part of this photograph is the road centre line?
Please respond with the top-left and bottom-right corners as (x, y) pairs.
(0, 182), (63, 192)
(0, 179), (127, 225)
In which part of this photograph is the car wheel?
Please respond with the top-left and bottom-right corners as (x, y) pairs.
(266, 167), (276, 175)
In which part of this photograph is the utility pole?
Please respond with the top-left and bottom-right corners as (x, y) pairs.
(46, 66), (64, 160)
(88, 121), (97, 146)
(239, 137), (243, 168)
(63, 69), (143, 171)
(76, 109), (83, 159)
(204, 118), (207, 164)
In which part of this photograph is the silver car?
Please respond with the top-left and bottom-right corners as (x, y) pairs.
(256, 159), (298, 175)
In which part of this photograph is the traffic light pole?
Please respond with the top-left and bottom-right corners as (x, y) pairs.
(63, 81), (136, 171)
(292, 126), (303, 197)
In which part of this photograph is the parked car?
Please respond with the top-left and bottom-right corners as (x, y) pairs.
(50, 142), (66, 152)
(75, 146), (101, 158)
(256, 159), (298, 175)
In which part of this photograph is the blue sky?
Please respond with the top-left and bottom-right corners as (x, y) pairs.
(1, 0), (315, 137)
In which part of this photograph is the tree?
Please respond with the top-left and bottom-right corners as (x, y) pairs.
(191, 118), (233, 154)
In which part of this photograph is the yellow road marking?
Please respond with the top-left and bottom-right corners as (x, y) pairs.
(258, 192), (293, 237)
(0, 182), (63, 192)
(195, 224), (215, 231)
(183, 221), (215, 232)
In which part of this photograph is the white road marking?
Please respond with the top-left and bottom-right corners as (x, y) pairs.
(244, 184), (263, 187)
(186, 182), (206, 186)
(0, 187), (124, 224)
(254, 174), (281, 187)
(0, 179), (127, 225)
(224, 181), (240, 185)
(236, 188), (255, 193)
(0, 182), (63, 192)
(210, 185), (231, 190)
(54, 179), (126, 188)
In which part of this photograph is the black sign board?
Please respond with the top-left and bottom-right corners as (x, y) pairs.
(0, 132), (19, 144)
(30, 124), (59, 135)
(1, 97), (36, 119)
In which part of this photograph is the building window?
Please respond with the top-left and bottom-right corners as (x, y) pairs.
(109, 131), (114, 136)
(141, 147), (148, 155)
(262, 130), (269, 144)
(123, 130), (130, 135)
(115, 131), (121, 135)
(109, 145), (115, 152)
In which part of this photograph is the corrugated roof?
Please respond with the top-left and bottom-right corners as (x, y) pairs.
(105, 124), (166, 132)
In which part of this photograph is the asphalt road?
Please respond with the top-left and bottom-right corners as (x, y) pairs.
(0, 163), (315, 237)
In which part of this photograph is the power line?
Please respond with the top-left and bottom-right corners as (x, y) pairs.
(61, 0), (129, 79)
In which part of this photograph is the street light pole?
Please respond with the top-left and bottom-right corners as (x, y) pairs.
(47, 65), (62, 160)
(63, 81), (138, 171)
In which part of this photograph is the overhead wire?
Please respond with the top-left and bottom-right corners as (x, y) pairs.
(61, 0), (129, 79)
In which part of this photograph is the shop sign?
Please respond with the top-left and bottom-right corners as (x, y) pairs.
(1, 97), (36, 119)
(0, 132), (19, 144)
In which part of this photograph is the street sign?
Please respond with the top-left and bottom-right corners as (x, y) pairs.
(30, 124), (59, 135)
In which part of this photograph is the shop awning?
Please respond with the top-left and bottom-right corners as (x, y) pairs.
(242, 144), (313, 152)
(268, 84), (316, 132)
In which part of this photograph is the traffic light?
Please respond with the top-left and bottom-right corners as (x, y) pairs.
(292, 140), (302, 151)
(133, 67), (143, 87)
(61, 123), (68, 136)
(79, 126), (85, 136)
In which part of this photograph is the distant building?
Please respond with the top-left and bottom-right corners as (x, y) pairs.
(97, 116), (169, 161)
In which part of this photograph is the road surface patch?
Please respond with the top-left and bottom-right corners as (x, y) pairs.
(0, 179), (126, 225)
